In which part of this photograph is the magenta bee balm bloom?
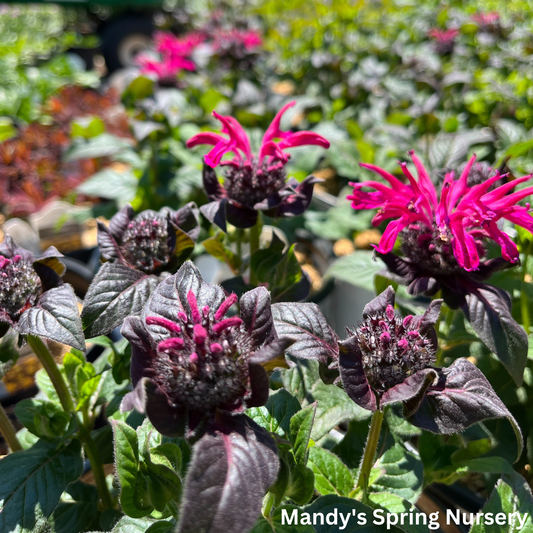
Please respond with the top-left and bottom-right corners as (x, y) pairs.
(348, 152), (533, 272)
(187, 102), (330, 229)
(348, 153), (531, 384)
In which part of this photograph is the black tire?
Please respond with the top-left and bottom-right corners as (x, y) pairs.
(101, 15), (153, 72)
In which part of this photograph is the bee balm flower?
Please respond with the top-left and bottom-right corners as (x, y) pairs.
(186, 102), (330, 229)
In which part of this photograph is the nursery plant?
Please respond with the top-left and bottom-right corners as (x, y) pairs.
(3, 1), (533, 532)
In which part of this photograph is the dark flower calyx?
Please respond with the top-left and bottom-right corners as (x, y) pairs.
(400, 223), (472, 277)
(120, 213), (171, 273)
(348, 303), (436, 394)
(148, 291), (251, 412)
(0, 254), (42, 317)
(224, 160), (287, 208)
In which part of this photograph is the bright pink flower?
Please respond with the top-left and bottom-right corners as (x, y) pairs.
(212, 29), (262, 52)
(347, 152), (533, 271)
(428, 28), (459, 43)
(472, 12), (500, 26)
(187, 101), (330, 168)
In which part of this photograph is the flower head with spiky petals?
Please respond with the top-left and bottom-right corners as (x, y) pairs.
(348, 152), (533, 273)
(186, 102), (330, 229)
(121, 261), (293, 438)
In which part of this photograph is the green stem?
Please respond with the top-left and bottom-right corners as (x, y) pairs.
(356, 409), (384, 502)
(521, 240), (532, 334)
(0, 403), (22, 452)
(249, 218), (261, 285)
(262, 491), (275, 518)
(27, 336), (113, 509)
(77, 418), (114, 509)
(27, 335), (74, 413)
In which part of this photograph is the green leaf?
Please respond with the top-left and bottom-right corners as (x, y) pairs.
(0, 439), (83, 532)
(325, 251), (385, 289)
(53, 481), (99, 533)
(309, 382), (371, 441)
(290, 403), (317, 466)
(66, 133), (134, 162)
(271, 245), (307, 302)
(76, 168), (138, 203)
(71, 116), (106, 139)
(112, 420), (152, 518)
(308, 447), (354, 496)
(246, 389), (302, 436)
(14, 399), (70, 441)
(371, 444), (423, 504)
(285, 464), (315, 506)
(368, 493), (431, 533)
(202, 232), (241, 274)
(470, 471), (533, 533)
(105, 516), (172, 533)
(251, 232), (286, 282)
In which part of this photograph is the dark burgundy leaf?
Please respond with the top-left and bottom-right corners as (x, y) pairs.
(109, 204), (134, 237)
(18, 284), (85, 351)
(249, 338), (294, 365)
(274, 175), (322, 217)
(97, 221), (124, 262)
(381, 368), (438, 408)
(246, 363), (270, 408)
(81, 262), (159, 337)
(408, 358), (523, 461)
(240, 287), (276, 348)
(226, 202), (258, 229)
(177, 415), (279, 533)
(0, 234), (34, 262)
(203, 162), (226, 199)
(272, 302), (338, 363)
(362, 285), (396, 318)
(338, 336), (376, 411)
(200, 200), (227, 233)
(143, 261), (225, 342)
(173, 202), (201, 241)
(121, 316), (158, 385)
(460, 284), (528, 385)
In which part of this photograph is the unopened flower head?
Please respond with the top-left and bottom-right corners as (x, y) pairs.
(121, 262), (292, 437)
(0, 254), (41, 317)
(347, 152), (533, 272)
(348, 302), (436, 394)
(120, 212), (171, 273)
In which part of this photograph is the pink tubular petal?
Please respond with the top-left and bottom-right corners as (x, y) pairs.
(359, 163), (410, 192)
(259, 140), (290, 163)
(261, 101), (296, 146)
(186, 132), (226, 148)
(187, 290), (202, 324)
(481, 175), (529, 203)
(374, 216), (411, 254)
(484, 222), (519, 262)
(485, 184), (533, 211)
(277, 131), (331, 150)
(205, 139), (238, 168)
(505, 210), (533, 233)
(158, 338), (185, 351)
(212, 316), (243, 334)
(146, 316), (181, 335)
(213, 112), (252, 159)
(409, 151), (438, 207)
(214, 293), (238, 321)
(450, 218), (480, 271)
(447, 154), (477, 210)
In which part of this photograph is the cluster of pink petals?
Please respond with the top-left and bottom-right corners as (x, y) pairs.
(428, 28), (459, 43)
(347, 152), (533, 271)
(137, 31), (204, 80)
(212, 29), (263, 51)
(186, 101), (330, 168)
(472, 12), (500, 26)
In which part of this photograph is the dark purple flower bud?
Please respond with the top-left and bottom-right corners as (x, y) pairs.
(0, 254), (42, 318)
(97, 203), (200, 274)
(121, 261), (294, 438)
